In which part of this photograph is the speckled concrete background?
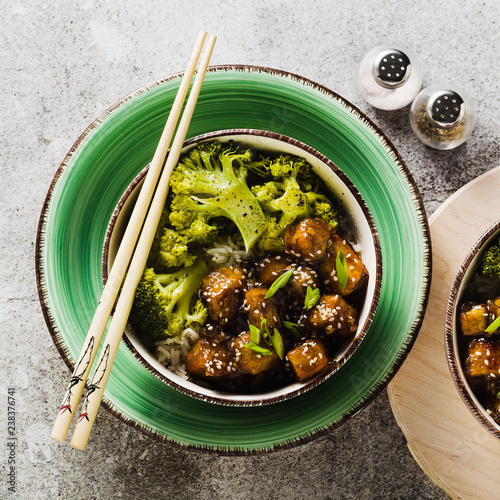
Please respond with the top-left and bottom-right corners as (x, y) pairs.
(1, 1), (499, 498)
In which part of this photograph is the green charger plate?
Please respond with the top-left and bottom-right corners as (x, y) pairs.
(37, 65), (431, 454)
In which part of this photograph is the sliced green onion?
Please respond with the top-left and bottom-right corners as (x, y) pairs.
(485, 316), (500, 333)
(272, 328), (285, 360)
(249, 324), (261, 344)
(284, 321), (303, 338)
(304, 285), (320, 311)
(265, 267), (295, 299)
(260, 318), (271, 345)
(496, 391), (500, 400)
(244, 342), (273, 356)
(336, 249), (349, 293)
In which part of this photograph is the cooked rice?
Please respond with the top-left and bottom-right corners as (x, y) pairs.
(154, 327), (200, 378)
(203, 233), (251, 269)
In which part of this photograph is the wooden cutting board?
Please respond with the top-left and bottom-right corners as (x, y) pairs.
(387, 166), (500, 499)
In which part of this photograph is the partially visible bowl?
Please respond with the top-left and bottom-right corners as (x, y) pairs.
(445, 220), (500, 439)
(103, 129), (382, 406)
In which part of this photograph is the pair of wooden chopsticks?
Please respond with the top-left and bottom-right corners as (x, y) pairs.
(51, 30), (216, 450)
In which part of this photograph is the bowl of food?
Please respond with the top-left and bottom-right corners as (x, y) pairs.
(103, 129), (382, 405)
(446, 220), (500, 439)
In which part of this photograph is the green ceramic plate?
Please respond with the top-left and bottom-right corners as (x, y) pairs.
(37, 65), (431, 454)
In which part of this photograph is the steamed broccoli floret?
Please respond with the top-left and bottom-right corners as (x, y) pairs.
(129, 259), (208, 342)
(148, 208), (219, 271)
(249, 154), (338, 252)
(306, 186), (339, 228)
(481, 238), (500, 278)
(168, 141), (267, 252)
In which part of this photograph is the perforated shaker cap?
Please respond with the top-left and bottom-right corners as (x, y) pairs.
(426, 90), (465, 127)
(372, 49), (412, 89)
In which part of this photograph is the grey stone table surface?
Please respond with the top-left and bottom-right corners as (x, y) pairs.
(1, 1), (499, 498)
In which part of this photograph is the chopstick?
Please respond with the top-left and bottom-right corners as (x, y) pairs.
(50, 30), (216, 448)
(69, 34), (216, 450)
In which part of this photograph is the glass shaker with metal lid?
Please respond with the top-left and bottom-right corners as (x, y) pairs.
(358, 46), (423, 110)
(409, 84), (477, 150)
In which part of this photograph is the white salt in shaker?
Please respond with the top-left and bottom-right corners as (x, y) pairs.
(358, 46), (423, 110)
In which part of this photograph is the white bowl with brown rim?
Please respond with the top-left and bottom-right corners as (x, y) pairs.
(103, 129), (382, 406)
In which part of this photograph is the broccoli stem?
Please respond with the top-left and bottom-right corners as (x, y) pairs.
(195, 184), (266, 252)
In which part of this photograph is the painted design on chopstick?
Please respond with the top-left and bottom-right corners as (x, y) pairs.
(59, 337), (95, 415)
(78, 344), (110, 423)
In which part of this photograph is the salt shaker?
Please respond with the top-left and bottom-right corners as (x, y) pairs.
(358, 46), (423, 110)
(409, 84), (477, 150)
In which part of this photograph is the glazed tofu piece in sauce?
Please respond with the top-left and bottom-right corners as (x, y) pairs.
(460, 298), (500, 336)
(201, 266), (247, 323)
(317, 235), (368, 297)
(287, 339), (329, 381)
(307, 294), (358, 339)
(283, 217), (333, 262)
(287, 265), (320, 303)
(244, 288), (282, 329)
(253, 255), (293, 286)
(230, 331), (281, 375)
(186, 337), (235, 379)
(460, 303), (489, 336)
(465, 339), (500, 378)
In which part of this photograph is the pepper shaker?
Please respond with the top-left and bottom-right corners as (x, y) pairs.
(409, 84), (477, 150)
(358, 46), (423, 110)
